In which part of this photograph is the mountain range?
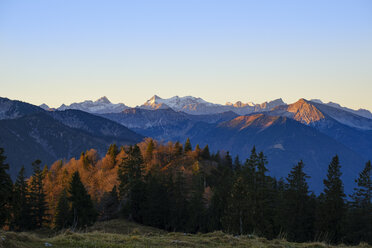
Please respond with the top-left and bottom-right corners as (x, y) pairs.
(40, 95), (372, 119)
(2, 95), (372, 193)
(0, 97), (143, 177)
(98, 98), (372, 193)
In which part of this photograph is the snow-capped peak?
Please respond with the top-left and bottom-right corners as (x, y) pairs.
(140, 95), (286, 115)
(39, 103), (50, 110)
(225, 101), (255, 108)
(95, 96), (111, 104)
(57, 97), (128, 114)
(309, 99), (372, 119)
(310, 99), (323, 104)
(141, 95), (215, 111)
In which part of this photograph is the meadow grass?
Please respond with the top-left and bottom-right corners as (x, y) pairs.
(0, 219), (370, 248)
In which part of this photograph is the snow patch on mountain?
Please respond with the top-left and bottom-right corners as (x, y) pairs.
(270, 99), (372, 130)
(140, 95), (286, 115)
(57, 96), (128, 114)
(310, 99), (372, 119)
(39, 104), (50, 110)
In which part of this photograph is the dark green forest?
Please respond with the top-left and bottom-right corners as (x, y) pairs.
(0, 138), (371, 245)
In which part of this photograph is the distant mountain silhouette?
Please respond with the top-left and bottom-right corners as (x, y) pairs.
(0, 97), (143, 177)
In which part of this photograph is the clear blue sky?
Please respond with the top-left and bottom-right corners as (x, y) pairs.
(1, 0), (371, 110)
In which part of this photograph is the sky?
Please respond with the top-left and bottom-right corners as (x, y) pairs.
(0, 0), (371, 110)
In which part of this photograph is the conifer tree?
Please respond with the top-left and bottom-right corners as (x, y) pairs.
(316, 155), (345, 243)
(169, 170), (188, 231)
(187, 165), (206, 233)
(118, 145), (145, 221)
(346, 161), (372, 244)
(234, 155), (241, 172)
(142, 170), (170, 228)
(212, 151), (221, 163)
(29, 159), (48, 229)
(271, 178), (287, 237)
(239, 147), (258, 233)
(54, 189), (70, 230)
(118, 145), (144, 196)
(201, 145), (210, 160)
(351, 161), (372, 208)
(11, 166), (31, 231)
(209, 159), (234, 231)
(0, 148), (12, 228)
(68, 171), (97, 229)
(284, 161), (313, 242)
(226, 175), (247, 234)
(224, 152), (233, 169)
(254, 151), (272, 237)
(97, 186), (120, 221)
(184, 138), (192, 152)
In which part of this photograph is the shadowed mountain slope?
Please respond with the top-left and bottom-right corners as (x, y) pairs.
(0, 98), (143, 177)
(186, 114), (365, 193)
(101, 108), (238, 141)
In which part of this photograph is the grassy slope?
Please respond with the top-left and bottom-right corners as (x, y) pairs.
(0, 219), (370, 248)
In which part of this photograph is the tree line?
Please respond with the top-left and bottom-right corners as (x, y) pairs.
(0, 139), (371, 245)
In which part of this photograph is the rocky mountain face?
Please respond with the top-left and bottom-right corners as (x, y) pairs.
(267, 99), (372, 158)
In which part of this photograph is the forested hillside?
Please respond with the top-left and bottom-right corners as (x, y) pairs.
(0, 139), (370, 245)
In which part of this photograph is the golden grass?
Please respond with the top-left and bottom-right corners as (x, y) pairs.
(0, 219), (370, 248)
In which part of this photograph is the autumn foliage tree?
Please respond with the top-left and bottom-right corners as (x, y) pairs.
(1, 143), (370, 245)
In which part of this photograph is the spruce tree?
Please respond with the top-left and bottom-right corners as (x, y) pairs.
(142, 170), (170, 229)
(224, 152), (233, 169)
(346, 161), (372, 244)
(29, 159), (48, 229)
(351, 161), (372, 208)
(201, 145), (210, 160)
(316, 155), (346, 243)
(234, 155), (241, 172)
(254, 151), (273, 237)
(187, 165), (206, 233)
(284, 161), (313, 242)
(118, 145), (145, 221)
(239, 147), (258, 233)
(169, 170), (188, 231)
(10, 166), (31, 231)
(97, 186), (120, 221)
(68, 171), (97, 229)
(184, 138), (192, 152)
(54, 189), (70, 230)
(226, 175), (248, 234)
(0, 148), (12, 228)
(209, 159), (233, 231)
